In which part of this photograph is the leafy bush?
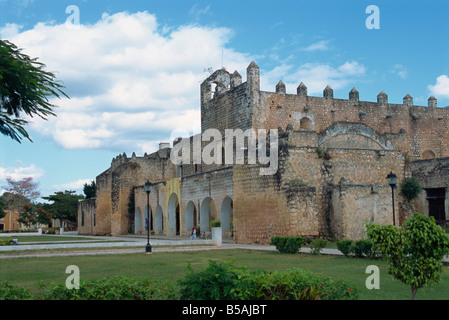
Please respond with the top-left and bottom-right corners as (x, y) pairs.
(0, 281), (32, 300)
(270, 236), (306, 254)
(2, 262), (359, 301)
(180, 260), (269, 300)
(367, 213), (449, 299)
(178, 260), (253, 300)
(400, 177), (422, 202)
(0, 239), (11, 246)
(178, 260), (358, 300)
(353, 239), (380, 259)
(210, 220), (221, 228)
(336, 240), (354, 257)
(310, 239), (328, 255)
(336, 239), (379, 259)
(40, 276), (178, 300)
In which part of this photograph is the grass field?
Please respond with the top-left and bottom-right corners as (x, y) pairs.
(1, 249), (448, 300)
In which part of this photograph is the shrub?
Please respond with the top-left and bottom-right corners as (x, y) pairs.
(270, 236), (306, 254)
(210, 220), (221, 228)
(0, 281), (32, 300)
(353, 239), (381, 259)
(40, 276), (178, 300)
(178, 260), (359, 300)
(400, 177), (422, 202)
(353, 239), (372, 258)
(336, 240), (354, 257)
(0, 239), (11, 246)
(178, 260), (255, 300)
(337, 239), (380, 259)
(367, 213), (449, 300)
(2, 262), (359, 301)
(256, 268), (358, 300)
(310, 239), (328, 255)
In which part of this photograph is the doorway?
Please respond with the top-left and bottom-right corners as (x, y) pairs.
(426, 188), (446, 221)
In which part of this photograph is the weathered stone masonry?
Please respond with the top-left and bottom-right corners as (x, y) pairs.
(78, 61), (449, 243)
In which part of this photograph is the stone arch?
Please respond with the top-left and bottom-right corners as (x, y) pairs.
(220, 197), (233, 236)
(422, 150), (436, 160)
(318, 122), (394, 150)
(185, 201), (197, 234)
(155, 205), (164, 234)
(134, 207), (142, 233)
(200, 197), (217, 232)
(299, 117), (313, 130)
(168, 193), (180, 236)
(201, 69), (231, 103)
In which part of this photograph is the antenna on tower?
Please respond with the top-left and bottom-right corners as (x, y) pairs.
(221, 48), (225, 70)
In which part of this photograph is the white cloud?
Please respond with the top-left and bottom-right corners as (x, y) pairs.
(0, 164), (45, 181)
(303, 40), (331, 52)
(0, 23), (23, 38)
(53, 178), (93, 192)
(6, 11), (250, 154)
(392, 64), (408, 79)
(261, 61), (366, 95)
(190, 3), (211, 20)
(428, 75), (449, 99)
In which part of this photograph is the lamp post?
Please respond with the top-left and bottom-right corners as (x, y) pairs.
(386, 172), (397, 226)
(144, 180), (152, 253)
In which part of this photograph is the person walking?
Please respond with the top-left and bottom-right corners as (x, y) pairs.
(190, 226), (197, 240)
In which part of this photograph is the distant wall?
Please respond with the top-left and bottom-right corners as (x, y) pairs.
(412, 157), (449, 220)
(77, 198), (98, 235)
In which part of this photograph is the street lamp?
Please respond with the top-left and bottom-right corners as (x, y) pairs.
(144, 180), (153, 253)
(386, 172), (397, 226)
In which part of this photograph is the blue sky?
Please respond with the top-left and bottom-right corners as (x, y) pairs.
(1, 0), (448, 200)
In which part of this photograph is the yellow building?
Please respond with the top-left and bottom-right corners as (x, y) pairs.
(0, 211), (21, 232)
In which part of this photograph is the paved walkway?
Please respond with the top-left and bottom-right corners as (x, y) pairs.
(0, 232), (300, 259)
(1, 232), (448, 263)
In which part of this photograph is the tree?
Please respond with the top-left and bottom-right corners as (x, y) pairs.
(0, 196), (5, 219)
(43, 190), (84, 228)
(0, 191), (30, 212)
(17, 203), (53, 228)
(83, 180), (96, 199)
(366, 213), (449, 300)
(0, 39), (68, 143)
(1, 177), (40, 211)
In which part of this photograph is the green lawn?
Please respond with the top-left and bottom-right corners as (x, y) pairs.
(1, 249), (448, 300)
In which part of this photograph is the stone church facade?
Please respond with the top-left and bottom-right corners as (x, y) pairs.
(78, 61), (449, 243)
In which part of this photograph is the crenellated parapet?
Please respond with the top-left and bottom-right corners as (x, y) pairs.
(199, 61), (449, 161)
(203, 61), (445, 110)
(111, 152), (129, 169)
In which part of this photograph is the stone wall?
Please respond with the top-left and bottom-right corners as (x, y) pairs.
(132, 168), (234, 237)
(77, 198), (97, 235)
(232, 164), (291, 244)
(197, 61), (449, 163)
(79, 61), (448, 243)
(181, 168), (233, 236)
(330, 182), (395, 239)
(200, 69), (252, 136)
(94, 149), (177, 236)
(252, 90), (449, 161)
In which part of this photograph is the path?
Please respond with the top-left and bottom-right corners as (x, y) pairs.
(1, 232), (447, 264)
